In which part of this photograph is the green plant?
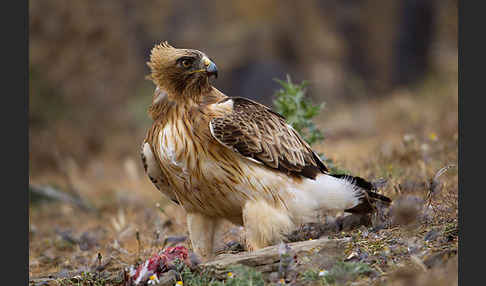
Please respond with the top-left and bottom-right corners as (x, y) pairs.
(273, 75), (324, 146)
(175, 259), (265, 286)
(301, 269), (322, 283)
(55, 271), (109, 286)
(222, 265), (265, 286)
(178, 262), (219, 286)
(273, 75), (347, 174)
(300, 262), (372, 285)
(323, 261), (372, 284)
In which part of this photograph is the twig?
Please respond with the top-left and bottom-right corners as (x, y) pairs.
(136, 229), (142, 258)
(427, 164), (456, 206)
(29, 184), (93, 211)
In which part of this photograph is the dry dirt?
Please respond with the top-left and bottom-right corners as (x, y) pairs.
(29, 77), (458, 285)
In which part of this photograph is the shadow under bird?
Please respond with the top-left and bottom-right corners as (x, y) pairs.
(140, 42), (391, 259)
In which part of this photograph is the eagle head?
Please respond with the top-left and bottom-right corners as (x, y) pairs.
(147, 41), (218, 97)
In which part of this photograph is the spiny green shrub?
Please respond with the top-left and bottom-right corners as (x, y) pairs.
(273, 75), (347, 174)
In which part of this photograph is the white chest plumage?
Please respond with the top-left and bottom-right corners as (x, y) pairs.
(141, 141), (178, 204)
(158, 121), (192, 177)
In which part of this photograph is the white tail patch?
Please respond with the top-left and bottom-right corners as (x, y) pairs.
(288, 174), (364, 218)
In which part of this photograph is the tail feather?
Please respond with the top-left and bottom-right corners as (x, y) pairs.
(288, 173), (391, 219)
(328, 174), (392, 214)
(290, 174), (363, 214)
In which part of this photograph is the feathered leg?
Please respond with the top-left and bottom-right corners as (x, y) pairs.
(186, 212), (219, 259)
(242, 200), (295, 250)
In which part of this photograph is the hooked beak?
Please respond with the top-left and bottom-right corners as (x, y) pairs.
(202, 57), (218, 79)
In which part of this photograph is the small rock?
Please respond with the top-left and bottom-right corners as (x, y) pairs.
(79, 231), (98, 251)
(398, 180), (427, 194)
(423, 250), (457, 269)
(344, 251), (360, 262)
(423, 229), (440, 242)
(188, 252), (202, 268)
(337, 214), (371, 231)
(391, 195), (424, 226)
(55, 229), (78, 245)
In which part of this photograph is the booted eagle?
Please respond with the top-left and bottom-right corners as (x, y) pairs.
(141, 42), (390, 258)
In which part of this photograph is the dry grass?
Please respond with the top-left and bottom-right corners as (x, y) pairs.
(29, 76), (457, 285)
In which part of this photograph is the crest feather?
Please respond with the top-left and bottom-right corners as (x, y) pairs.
(146, 41), (180, 85)
(148, 41), (177, 66)
(161, 41), (174, 49)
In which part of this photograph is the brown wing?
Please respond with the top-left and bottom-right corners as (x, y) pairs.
(209, 97), (328, 179)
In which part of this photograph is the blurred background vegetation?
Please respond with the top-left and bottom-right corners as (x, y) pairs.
(29, 0), (457, 176)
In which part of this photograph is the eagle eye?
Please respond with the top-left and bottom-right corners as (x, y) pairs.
(180, 58), (193, 69)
